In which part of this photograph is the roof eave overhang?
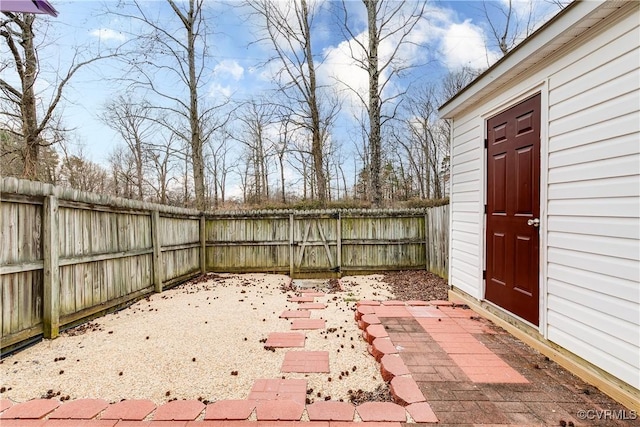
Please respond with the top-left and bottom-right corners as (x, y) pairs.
(439, 0), (623, 119)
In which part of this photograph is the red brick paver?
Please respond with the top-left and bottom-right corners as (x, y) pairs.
(359, 314), (380, 329)
(288, 296), (315, 302)
(297, 303), (326, 310)
(43, 420), (118, 426)
(380, 300), (405, 306)
(49, 399), (109, 419)
(265, 332), (306, 347)
(355, 402), (406, 422)
(357, 300), (381, 306)
(430, 334), (528, 384)
(290, 319), (326, 330)
(438, 306), (471, 318)
(255, 400), (304, 421)
(405, 402), (438, 423)
(116, 422), (187, 427)
(380, 354), (410, 382)
(0, 399), (60, 419)
(0, 421), (46, 427)
(331, 423), (401, 427)
(372, 306), (410, 318)
(301, 292), (325, 297)
(0, 399), (14, 413)
(370, 337), (397, 361)
(405, 300), (429, 306)
(405, 306), (445, 318)
(415, 317), (466, 334)
(281, 351), (330, 373)
(460, 366), (529, 383)
(153, 400), (205, 421)
(306, 401), (355, 421)
(364, 324), (388, 344)
(100, 400), (156, 421)
(248, 379), (307, 405)
(390, 376), (425, 405)
(355, 305), (376, 320)
(279, 310), (311, 319)
(428, 300), (453, 306)
(204, 400), (256, 420)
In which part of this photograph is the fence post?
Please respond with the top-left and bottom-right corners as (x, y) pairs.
(200, 214), (207, 275)
(43, 195), (60, 339)
(336, 212), (342, 275)
(424, 212), (430, 272)
(151, 210), (162, 293)
(289, 214), (294, 277)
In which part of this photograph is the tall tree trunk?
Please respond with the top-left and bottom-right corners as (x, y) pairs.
(135, 136), (144, 200)
(302, 160), (308, 200)
(365, 0), (382, 207)
(18, 14), (39, 180)
(424, 123), (431, 199)
(300, 0), (326, 204)
(279, 153), (286, 204)
(184, 1), (206, 210)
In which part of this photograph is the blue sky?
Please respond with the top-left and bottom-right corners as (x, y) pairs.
(7, 0), (562, 196)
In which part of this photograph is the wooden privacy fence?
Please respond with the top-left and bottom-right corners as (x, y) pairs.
(0, 177), (448, 350)
(206, 208), (449, 278)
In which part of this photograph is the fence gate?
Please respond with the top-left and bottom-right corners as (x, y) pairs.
(290, 214), (340, 277)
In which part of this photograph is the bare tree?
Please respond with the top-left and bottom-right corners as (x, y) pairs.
(394, 85), (443, 199)
(176, 139), (193, 208)
(287, 136), (313, 200)
(246, 0), (338, 204)
(0, 12), (117, 180)
(108, 145), (136, 199)
(100, 95), (157, 200)
(234, 99), (276, 204)
(0, 128), (58, 182)
(393, 68), (479, 200)
(440, 66), (480, 103)
(484, 0), (517, 55)
(107, 0), (228, 210)
(349, 110), (372, 201)
(338, 0), (427, 207)
(205, 123), (236, 209)
(147, 133), (179, 205)
(481, 0), (567, 55)
(274, 113), (294, 204)
(58, 141), (109, 193)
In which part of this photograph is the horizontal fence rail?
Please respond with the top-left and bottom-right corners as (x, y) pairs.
(1, 177), (448, 351)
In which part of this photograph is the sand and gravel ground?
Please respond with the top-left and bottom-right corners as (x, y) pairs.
(0, 273), (399, 404)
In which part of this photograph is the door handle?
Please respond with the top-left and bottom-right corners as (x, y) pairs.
(527, 218), (540, 227)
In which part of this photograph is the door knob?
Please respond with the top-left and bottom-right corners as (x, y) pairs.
(527, 218), (540, 227)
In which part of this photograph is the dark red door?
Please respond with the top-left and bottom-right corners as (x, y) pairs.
(485, 94), (541, 326)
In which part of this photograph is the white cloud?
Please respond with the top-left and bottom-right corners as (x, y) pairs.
(440, 20), (500, 69)
(319, 34), (369, 116)
(319, 3), (442, 117)
(213, 60), (244, 81)
(209, 82), (232, 99)
(89, 28), (126, 42)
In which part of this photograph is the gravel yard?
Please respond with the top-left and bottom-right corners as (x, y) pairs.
(0, 272), (447, 405)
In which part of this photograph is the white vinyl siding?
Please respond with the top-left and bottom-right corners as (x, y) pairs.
(448, 113), (483, 299)
(446, 2), (640, 390)
(546, 8), (640, 389)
